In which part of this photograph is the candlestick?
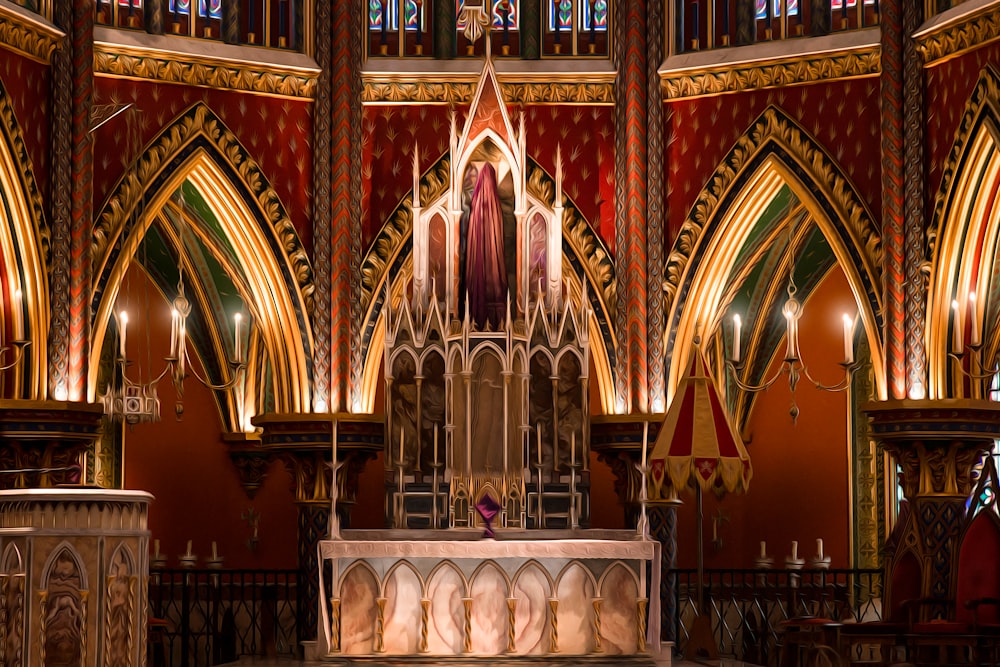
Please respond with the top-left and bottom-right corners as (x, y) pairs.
(170, 309), (179, 358)
(211, 541), (218, 560)
(399, 425), (405, 465)
(970, 292), (980, 346)
(234, 312), (242, 363)
(733, 314), (742, 364)
(953, 299), (963, 354)
(641, 421), (648, 469)
(185, 540), (193, 557)
(760, 540), (766, 558)
(433, 425), (439, 465)
(154, 539), (161, 556)
(816, 538), (824, 560)
(791, 540), (798, 560)
(842, 313), (854, 364)
(537, 423), (542, 466)
(119, 311), (128, 357)
(571, 432), (576, 467)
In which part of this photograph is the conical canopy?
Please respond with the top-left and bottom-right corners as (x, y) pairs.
(649, 347), (752, 498)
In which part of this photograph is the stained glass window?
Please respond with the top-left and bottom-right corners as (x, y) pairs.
(167, 0), (188, 13)
(403, 0), (423, 30)
(198, 0), (221, 19)
(369, 0), (399, 31)
(547, 0), (572, 31)
(456, 0), (519, 30)
(118, 0), (142, 8)
(581, 0), (607, 31)
(754, 0), (798, 18)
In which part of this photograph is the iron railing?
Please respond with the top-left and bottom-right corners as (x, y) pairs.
(148, 569), (299, 667)
(670, 567), (883, 662)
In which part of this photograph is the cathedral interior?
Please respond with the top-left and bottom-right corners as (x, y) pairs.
(3, 0), (1000, 664)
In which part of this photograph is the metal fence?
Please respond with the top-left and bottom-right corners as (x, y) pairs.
(670, 567), (883, 663)
(148, 569), (299, 667)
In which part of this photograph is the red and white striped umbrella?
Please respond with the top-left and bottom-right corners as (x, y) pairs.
(649, 347), (752, 499)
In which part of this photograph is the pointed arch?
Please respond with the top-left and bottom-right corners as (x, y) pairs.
(41, 542), (88, 590)
(358, 155), (617, 414)
(0, 75), (49, 399)
(662, 105), (884, 402)
(88, 102), (314, 414)
(927, 66), (1000, 398)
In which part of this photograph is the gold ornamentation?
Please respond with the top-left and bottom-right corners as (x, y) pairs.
(663, 106), (882, 312)
(463, 597), (473, 653)
(375, 596), (386, 652)
(91, 102), (314, 319)
(420, 598), (430, 653)
(362, 81), (613, 104)
(548, 598), (559, 653)
(94, 47), (318, 99)
(592, 598), (603, 652)
(636, 598), (648, 652)
(0, 5), (60, 63)
(660, 47), (880, 100)
(506, 597), (517, 653)
(916, 4), (1000, 66)
(329, 597), (341, 653)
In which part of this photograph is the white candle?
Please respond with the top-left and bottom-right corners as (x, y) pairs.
(537, 423), (543, 466)
(970, 292), (980, 346)
(953, 299), (964, 354)
(119, 311), (128, 357)
(170, 309), (179, 358)
(842, 313), (854, 364)
(791, 540), (798, 560)
(760, 541), (766, 558)
(816, 538), (824, 560)
(733, 314), (742, 363)
(211, 541), (218, 560)
(641, 421), (648, 469)
(185, 540), (193, 557)
(234, 313), (242, 362)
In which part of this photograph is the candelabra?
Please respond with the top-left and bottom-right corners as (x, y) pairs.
(724, 263), (861, 422)
(1, 288), (29, 373)
(101, 270), (246, 424)
(948, 292), (999, 395)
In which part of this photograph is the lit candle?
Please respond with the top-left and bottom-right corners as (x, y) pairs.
(953, 299), (963, 354)
(185, 540), (192, 557)
(816, 538), (824, 560)
(119, 311), (128, 357)
(211, 541), (218, 560)
(791, 540), (798, 560)
(571, 431), (576, 467)
(234, 313), (242, 363)
(970, 292), (980, 346)
(842, 313), (854, 364)
(170, 309), (179, 358)
(641, 420), (648, 469)
(760, 541), (767, 558)
(733, 314), (742, 363)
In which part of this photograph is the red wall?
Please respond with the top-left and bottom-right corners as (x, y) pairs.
(117, 268), (299, 569)
(672, 269), (854, 569)
(0, 50), (50, 204)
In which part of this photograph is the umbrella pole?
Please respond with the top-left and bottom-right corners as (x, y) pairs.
(696, 483), (704, 612)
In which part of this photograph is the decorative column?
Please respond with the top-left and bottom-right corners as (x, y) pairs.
(518, 0), (540, 59)
(645, 0), (665, 413)
(253, 413), (382, 642)
(311, 0), (333, 412)
(0, 400), (104, 489)
(864, 400), (1000, 609)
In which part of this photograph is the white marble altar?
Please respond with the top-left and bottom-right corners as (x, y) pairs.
(318, 529), (660, 659)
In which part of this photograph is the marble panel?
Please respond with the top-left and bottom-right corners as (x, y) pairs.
(470, 563), (508, 654)
(426, 564), (464, 654)
(557, 562), (596, 654)
(599, 564), (638, 654)
(383, 564), (422, 654)
(512, 563), (548, 654)
(340, 565), (379, 654)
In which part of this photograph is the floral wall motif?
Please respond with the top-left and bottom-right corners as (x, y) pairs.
(0, 54), (49, 203)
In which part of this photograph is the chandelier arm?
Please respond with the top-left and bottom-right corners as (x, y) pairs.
(724, 359), (787, 393)
(118, 359), (171, 387)
(174, 350), (246, 391)
(0, 341), (30, 371)
(947, 352), (1000, 381)
(801, 361), (860, 392)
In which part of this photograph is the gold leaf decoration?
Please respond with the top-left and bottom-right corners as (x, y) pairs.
(362, 81), (614, 105)
(916, 4), (1000, 66)
(0, 5), (60, 64)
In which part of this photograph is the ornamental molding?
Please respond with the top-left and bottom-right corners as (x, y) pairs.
(94, 44), (318, 99)
(660, 46), (880, 100)
(91, 102), (314, 318)
(362, 80), (614, 104)
(915, 3), (1000, 66)
(663, 105), (882, 329)
(0, 4), (61, 63)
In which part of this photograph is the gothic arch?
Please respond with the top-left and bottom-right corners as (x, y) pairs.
(0, 75), (49, 399)
(358, 156), (617, 414)
(662, 105), (884, 403)
(927, 65), (1000, 398)
(88, 102), (314, 415)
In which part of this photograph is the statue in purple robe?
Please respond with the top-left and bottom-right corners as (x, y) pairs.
(463, 163), (509, 328)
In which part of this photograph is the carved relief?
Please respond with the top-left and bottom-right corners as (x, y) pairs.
(361, 81), (613, 105)
(0, 5), (61, 63)
(42, 548), (84, 667)
(915, 5), (1000, 66)
(105, 546), (134, 667)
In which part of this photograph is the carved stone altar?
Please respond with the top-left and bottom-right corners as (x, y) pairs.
(318, 529), (659, 657)
(0, 488), (152, 667)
